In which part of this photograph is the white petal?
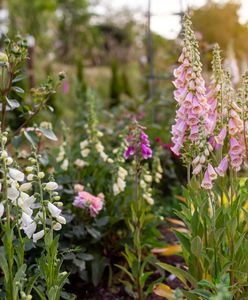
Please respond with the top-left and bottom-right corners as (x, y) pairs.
(24, 222), (37, 239)
(33, 230), (44, 243)
(0, 203), (4, 218)
(48, 202), (61, 217)
(56, 215), (66, 224)
(45, 182), (58, 191)
(21, 212), (33, 228)
(19, 183), (32, 192)
(9, 168), (25, 182)
(7, 187), (19, 201)
(53, 222), (62, 231)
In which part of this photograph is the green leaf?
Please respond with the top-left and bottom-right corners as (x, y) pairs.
(0, 251), (9, 279)
(23, 131), (38, 147)
(12, 86), (25, 94)
(12, 74), (26, 83)
(140, 271), (153, 287)
(115, 264), (134, 282)
(33, 286), (47, 300)
(6, 98), (20, 110)
(157, 262), (197, 288)
(191, 236), (202, 257)
(25, 272), (40, 295)
(38, 127), (57, 141)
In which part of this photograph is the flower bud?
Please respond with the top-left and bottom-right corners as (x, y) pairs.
(25, 166), (34, 173)
(54, 196), (60, 201)
(45, 182), (58, 191)
(38, 172), (45, 179)
(1, 150), (8, 159)
(20, 182), (32, 192)
(27, 174), (34, 181)
(6, 157), (13, 165)
(53, 222), (62, 231)
(56, 215), (66, 224)
(200, 155), (206, 164)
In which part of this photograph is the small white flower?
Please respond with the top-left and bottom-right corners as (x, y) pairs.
(118, 167), (128, 177)
(9, 168), (25, 182)
(74, 159), (88, 168)
(0, 203), (4, 218)
(80, 140), (89, 149)
(7, 186), (19, 201)
(81, 148), (90, 157)
(53, 222), (62, 231)
(100, 152), (108, 161)
(21, 212), (33, 227)
(6, 157), (13, 165)
(140, 180), (146, 189)
(19, 182), (32, 192)
(1, 150), (8, 159)
(45, 182), (58, 191)
(95, 142), (104, 152)
(25, 166), (34, 173)
(200, 155), (206, 164)
(48, 202), (61, 217)
(61, 159), (69, 171)
(113, 183), (120, 196)
(27, 174), (35, 181)
(23, 221), (37, 239)
(56, 215), (66, 224)
(38, 172), (45, 179)
(117, 178), (126, 191)
(144, 175), (152, 183)
(96, 131), (103, 137)
(107, 158), (114, 164)
(33, 230), (44, 243)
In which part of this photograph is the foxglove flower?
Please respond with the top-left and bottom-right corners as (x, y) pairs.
(171, 16), (209, 160)
(124, 124), (152, 160)
(73, 190), (104, 217)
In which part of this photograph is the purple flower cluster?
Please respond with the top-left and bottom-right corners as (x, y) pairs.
(124, 128), (152, 160)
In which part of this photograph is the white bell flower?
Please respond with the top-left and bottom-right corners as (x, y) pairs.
(33, 230), (44, 243)
(19, 182), (32, 192)
(53, 222), (62, 231)
(9, 168), (25, 182)
(7, 186), (19, 201)
(45, 182), (58, 191)
(56, 215), (66, 224)
(23, 221), (37, 239)
(48, 202), (61, 218)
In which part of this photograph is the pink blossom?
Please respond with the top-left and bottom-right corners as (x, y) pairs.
(73, 191), (104, 217)
(207, 164), (217, 180)
(215, 127), (227, 145)
(201, 170), (213, 190)
(215, 156), (228, 176)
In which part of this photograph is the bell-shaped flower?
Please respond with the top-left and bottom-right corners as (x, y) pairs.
(215, 156), (228, 177)
(9, 168), (25, 182)
(201, 170), (213, 190)
(33, 230), (44, 243)
(45, 182), (58, 191)
(48, 202), (61, 218)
